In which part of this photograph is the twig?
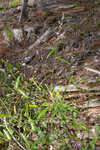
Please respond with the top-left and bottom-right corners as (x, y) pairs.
(85, 67), (100, 75)
(45, 84), (55, 103)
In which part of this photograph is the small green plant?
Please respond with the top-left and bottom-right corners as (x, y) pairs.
(0, 60), (98, 150)
(3, 25), (14, 41)
(46, 47), (57, 59)
(56, 56), (70, 65)
(0, 5), (4, 11)
(10, 0), (19, 8)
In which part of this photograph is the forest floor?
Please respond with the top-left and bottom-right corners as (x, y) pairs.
(0, 0), (100, 149)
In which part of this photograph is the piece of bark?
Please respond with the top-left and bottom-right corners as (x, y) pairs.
(19, 0), (95, 21)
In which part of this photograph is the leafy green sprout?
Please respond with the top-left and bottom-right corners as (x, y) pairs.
(56, 56), (70, 65)
(46, 47), (57, 59)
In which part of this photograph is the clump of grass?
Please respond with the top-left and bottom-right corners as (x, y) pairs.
(3, 24), (14, 41)
(0, 0), (19, 10)
(10, 0), (19, 8)
(0, 5), (4, 11)
(0, 60), (98, 150)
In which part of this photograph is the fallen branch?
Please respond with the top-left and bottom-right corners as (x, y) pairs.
(28, 27), (54, 50)
(23, 27), (55, 64)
